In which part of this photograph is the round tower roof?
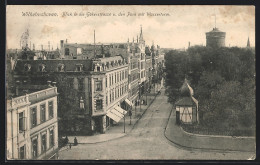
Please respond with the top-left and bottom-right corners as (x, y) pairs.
(207, 27), (225, 33)
(180, 78), (194, 97)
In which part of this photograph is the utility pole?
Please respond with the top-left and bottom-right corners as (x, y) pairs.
(139, 82), (141, 112)
(135, 102), (136, 117)
(129, 107), (132, 125)
(94, 30), (96, 58)
(146, 85), (148, 105)
(123, 114), (125, 133)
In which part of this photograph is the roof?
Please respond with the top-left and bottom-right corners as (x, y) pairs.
(175, 97), (196, 106)
(206, 27), (225, 33)
(99, 56), (123, 63)
(180, 78), (194, 97)
(14, 59), (92, 73)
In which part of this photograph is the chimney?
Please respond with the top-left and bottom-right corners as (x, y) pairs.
(48, 41), (50, 51)
(33, 44), (35, 51)
(66, 39), (68, 44)
(60, 40), (64, 57)
(188, 42), (190, 48)
(16, 80), (20, 96)
(41, 45), (43, 51)
(47, 80), (52, 86)
(60, 40), (64, 48)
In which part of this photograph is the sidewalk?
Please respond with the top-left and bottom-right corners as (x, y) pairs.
(164, 108), (255, 152)
(66, 91), (158, 144)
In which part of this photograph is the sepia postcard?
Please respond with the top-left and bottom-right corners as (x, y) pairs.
(6, 5), (255, 160)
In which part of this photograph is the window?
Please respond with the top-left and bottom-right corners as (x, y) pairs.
(106, 77), (107, 87)
(78, 78), (84, 91)
(96, 99), (103, 110)
(76, 64), (83, 72)
(125, 70), (128, 79)
(68, 78), (73, 88)
(65, 48), (70, 55)
(40, 104), (46, 123)
(112, 92), (114, 101)
(115, 73), (117, 83)
(57, 64), (65, 72)
(48, 101), (53, 119)
(95, 81), (102, 91)
(32, 138), (38, 158)
(112, 75), (113, 85)
(110, 93), (112, 103)
(117, 73), (119, 82)
(39, 64), (46, 72)
(24, 64), (31, 72)
(19, 145), (25, 159)
(122, 71), (124, 80)
(80, 97), (85, 109)
(97, 66), (100, 72)
(41, 133), (47, 152)
(76, 66), (81, 71)
(19, 112), (25, 132)
(49, 129), (54, 148)
(106, 96), (108, 105)
(30, 107), (37, 128)
(109, 76), (111, 86)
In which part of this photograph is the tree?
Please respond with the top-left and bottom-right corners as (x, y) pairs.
(164, 46), (255, 135)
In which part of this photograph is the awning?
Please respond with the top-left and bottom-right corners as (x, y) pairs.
(106, 106), (127, 123)
(125, 99), (133, 107)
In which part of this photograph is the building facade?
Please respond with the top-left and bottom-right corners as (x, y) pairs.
(13, 56), (129, 135)
(6, 87), (59, 160)
(11, 27), (165, 136)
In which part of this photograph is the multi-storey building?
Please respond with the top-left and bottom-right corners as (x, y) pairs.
(145, 55), (153, 93)
(60, 39), (129, 60)
(13, 56), (129, 135)
(10, 27), (165, 136)
(6, 86), (59, 160)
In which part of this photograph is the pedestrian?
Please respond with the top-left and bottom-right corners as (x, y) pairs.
(74, 137), (78, 146)
(69, 143), (72, 149)
(65, 136), (69, 144)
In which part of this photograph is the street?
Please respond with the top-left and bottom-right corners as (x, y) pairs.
(58, 88), (254, 160)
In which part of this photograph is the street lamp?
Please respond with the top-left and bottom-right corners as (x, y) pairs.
(129, 107), (132, 125)
(138, 81), (141, 112)
(123, 113), (125, 133)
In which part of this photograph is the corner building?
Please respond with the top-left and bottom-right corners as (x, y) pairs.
(13, 56), (128, 135)
(6, 87), (59, 160)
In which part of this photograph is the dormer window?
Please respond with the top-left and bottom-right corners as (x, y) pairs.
(39, 64), (46, 72)
(57, 64), (65, 72)
(96, 64), (101, 72)
(76, 64), (83, 72)
(24, 64), (31, 72)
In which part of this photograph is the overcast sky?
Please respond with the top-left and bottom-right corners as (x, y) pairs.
(6, 5), (255, 50)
